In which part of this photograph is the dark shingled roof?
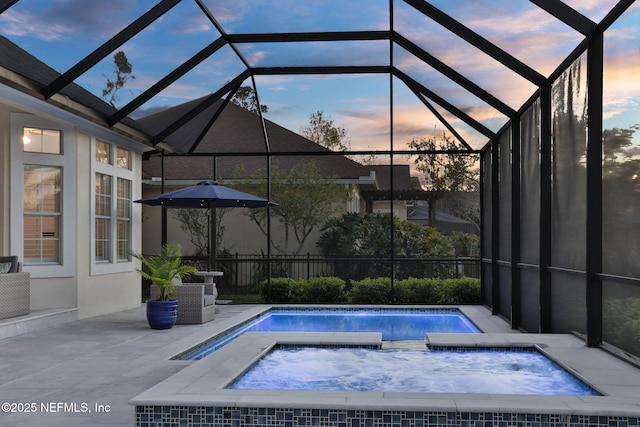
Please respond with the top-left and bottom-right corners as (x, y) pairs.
(0, 36), (151, 139)
(139, 100), (373, 181)
(367, 165), (414, 191)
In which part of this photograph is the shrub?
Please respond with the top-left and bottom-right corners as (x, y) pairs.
(394, 278), (440, 304)
(260, 277), (300, 303)
(260, 276), (480, 305)
(439, 277), (481, 304)
(348, 278), (391, 304)
(603, 297), (640, 356)
(301, 277), (346, 303)
(392, 279), (412, 303)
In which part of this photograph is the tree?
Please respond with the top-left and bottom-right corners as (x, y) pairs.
(408, 132), (479, 232)
(231, 86), (269, 114)
(317, 212), (458, 280)
(301, 111), (351, 151)
(102, 51), (135, 107)
(170, 208), (230, 258)
(234, 161), (348, 257)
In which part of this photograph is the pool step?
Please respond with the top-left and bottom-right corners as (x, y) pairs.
(382, 340), (429, 349)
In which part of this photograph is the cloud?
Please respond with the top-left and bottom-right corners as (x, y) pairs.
(0, 9), (71, 41)
(130, 105), (172, 119)
(172, 23), (212, 35)
(0, 0), (141, 42)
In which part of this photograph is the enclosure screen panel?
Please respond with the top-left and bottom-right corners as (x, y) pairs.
(550, 55), (587, 271)
(603, 281), (640, 356)
(481, 150), (492, 258)
(520, 269), (540, 332)
(602, 3), (640, 279)
(520, 101), (541, 264)
(498, 131), (512, 262)
(550, 272), (586, 334)
(499, 265), (512, 320)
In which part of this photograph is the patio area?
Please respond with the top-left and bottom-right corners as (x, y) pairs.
(0, 304), (263, 427)
(1, 304), (639, 426)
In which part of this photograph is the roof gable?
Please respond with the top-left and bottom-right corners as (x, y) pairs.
(139, 100), (371, 181)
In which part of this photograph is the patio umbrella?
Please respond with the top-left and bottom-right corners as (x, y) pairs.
(135, 180), (277, 270)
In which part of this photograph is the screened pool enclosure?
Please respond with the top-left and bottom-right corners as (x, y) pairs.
(0, 1), (638, 358)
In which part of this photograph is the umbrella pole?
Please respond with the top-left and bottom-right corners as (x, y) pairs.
(209, 207), (217, 271)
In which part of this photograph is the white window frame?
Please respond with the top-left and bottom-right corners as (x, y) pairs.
(91, 139), (136, 275)
(10, 113), (76, 278)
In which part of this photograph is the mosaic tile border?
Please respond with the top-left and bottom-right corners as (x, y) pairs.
(135, 406), (640, 427)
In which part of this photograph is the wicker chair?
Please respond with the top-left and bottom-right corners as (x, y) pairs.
(0, 256), (30, 320)
(149, 283), (216, 324)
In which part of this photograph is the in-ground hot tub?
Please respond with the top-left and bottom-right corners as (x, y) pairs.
(228, 346), (599, 396)
(131, 329), (640, 427)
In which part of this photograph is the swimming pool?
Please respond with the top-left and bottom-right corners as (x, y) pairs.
(178, 308), (480, 360)
(133, 311), (640, 427)
(229, 346), (599, 396)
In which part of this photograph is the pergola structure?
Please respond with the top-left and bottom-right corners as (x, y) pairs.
(0, 1), (638, 359)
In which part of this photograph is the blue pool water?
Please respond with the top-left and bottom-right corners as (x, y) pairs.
(180, 309), (480, 360)
(229, 347), (600, 396)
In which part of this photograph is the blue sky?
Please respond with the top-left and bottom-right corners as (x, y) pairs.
(0, 0), (638, 152)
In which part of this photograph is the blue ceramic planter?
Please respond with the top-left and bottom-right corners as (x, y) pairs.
(146, 300), (178, 330)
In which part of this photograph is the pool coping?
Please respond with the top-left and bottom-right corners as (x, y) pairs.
(130, 306), (640, 416)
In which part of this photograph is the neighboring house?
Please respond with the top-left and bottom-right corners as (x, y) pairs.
(407, 204), (477, 235)
(361, 165), (416, 221)
(139, 100), (381, 256)
(0, 36), (152, 319)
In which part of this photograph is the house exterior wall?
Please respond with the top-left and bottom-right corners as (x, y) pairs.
(0, 104), (9, 256)
(75, 132), (143, 319)
(372, 200), (409, 221)
(0, 91), (145, 319)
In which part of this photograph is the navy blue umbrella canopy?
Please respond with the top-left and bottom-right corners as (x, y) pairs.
(135, 180), (276, 271)
(135, 180), (277, 208)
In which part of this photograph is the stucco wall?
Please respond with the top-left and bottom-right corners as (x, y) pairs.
(372, 200), (408, 221)
(1, 98), (144, 319)
(0, 104), (9, 255)
(75, 132), (142, 319)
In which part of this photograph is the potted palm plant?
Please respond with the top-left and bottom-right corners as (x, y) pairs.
(133, 244), (197, 329)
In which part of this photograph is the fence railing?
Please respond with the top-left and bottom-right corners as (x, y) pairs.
(181, 254), (481, 295)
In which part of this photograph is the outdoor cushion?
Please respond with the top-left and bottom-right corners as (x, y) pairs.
(0, 255), (20, 273)
(0, 256), (19, 273)
(203, 294), (215, 306)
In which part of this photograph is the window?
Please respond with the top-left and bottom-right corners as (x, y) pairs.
(23, 127), (61, 154)
(117, 178), (131, 261)
(23, 165), (61, 263)
(96, 140), (111, 164)
(95, 173), (112, 262)
(117, 147), (131, 170)
(11, 113), (75, 278)
(93, 140), (134, 269)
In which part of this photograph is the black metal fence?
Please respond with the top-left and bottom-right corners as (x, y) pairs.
(181, 254), (481, 295)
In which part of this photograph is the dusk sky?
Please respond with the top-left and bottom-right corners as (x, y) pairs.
(0, 0), (638, 152)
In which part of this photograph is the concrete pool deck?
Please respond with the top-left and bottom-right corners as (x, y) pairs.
(2, 304), (639, 426)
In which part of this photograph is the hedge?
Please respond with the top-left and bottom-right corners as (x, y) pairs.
(260, 276), (480, 304)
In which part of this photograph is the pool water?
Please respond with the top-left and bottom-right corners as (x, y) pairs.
(180, 309), (480, 360)
(246, 310), (480, 338)
(229, 347), (599, 396)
